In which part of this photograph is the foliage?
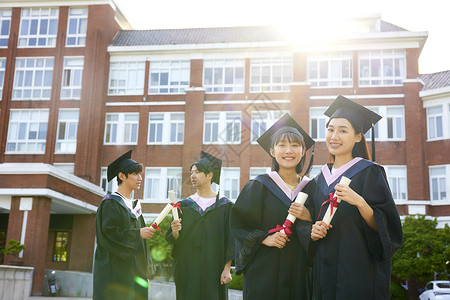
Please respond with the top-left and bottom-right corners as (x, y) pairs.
(147, 215), (174, 280)
(1, 239), (25, 262)
(390, 280), (407, 300)
(228, 268), (244, 290)
(392, 215), (450, 282)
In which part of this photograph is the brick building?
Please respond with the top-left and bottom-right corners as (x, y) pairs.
(0, 0), (449, 295)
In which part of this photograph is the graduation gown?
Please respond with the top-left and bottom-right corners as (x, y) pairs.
(297, 158), (403, 300)
(94, 194), (153, 300)
(165, 195), (235, 300)
(231, 172), (312, 300)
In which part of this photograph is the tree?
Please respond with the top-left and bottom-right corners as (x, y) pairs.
(2, 239), (25, 264)
(147, 216), (174, 281)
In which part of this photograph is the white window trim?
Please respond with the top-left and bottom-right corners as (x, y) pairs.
(249, 57), (293, 93)
(65, 7), (88, 47)
(100, 167), (118, 194)
(307, 52), (353, 88)
(104, 113), (139, 145)
(358, 50), (406, 87)
(0, 9), (12, 48)
(55, 108), (79, 154)
(0, 57), (6, 99)
(18, 8), (59, 48)
(148, 60), (190, 95)
(107, 61), (146, 96)
(251, 110), (290, 144)
(203, 111), (242, 145)
(249, 167), (271, 179)
(143, 167), (182, 203)
(147, 112), (185, 145)
(203, 59), (245, 94)
(220, 167), (240, 202)
(12, 57), (54, 100)
(384, 165), (408, 201)
(423, 99), (450, 141)
(60, 56), (84, 100)
(309, 107), (328, 142)
(429, 165), (450, 204)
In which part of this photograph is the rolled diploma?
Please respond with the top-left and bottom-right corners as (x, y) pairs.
(168, 190), (179, 220)
(322, 176), (351, 225)
(153, 203), (172, 225)
(280, 192), (308, 234)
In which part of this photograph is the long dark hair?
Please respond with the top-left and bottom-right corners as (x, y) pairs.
(271, 132), (306, 174)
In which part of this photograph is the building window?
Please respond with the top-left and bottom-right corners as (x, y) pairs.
(104, 113), (139, 145)
(251, 110), (288, 143)
(66, 8), (87, 47)
(309, 165), (322, 178)
(18, 8), (58, 48)
(220, 168), (240, 201)
(149, 60), (190, 94)
(203, 59), (244, 93)
(53, 231), (69, 262)
(148, 112), (184, 144)
(203, 112), (241, 144)
(55, 109), (79, 154)
(250, 57), (292, 92)
(427, 106), (443, 140)
(386, 107), (405, 140)
(108, 61), (145, 95)
(430, 166), (447, 201)
(308, 52), (352, 87)
(12, 57), (54, 100)
(364, 107), (380, 140)
(0, 9), (11, 47)
(359, 50), (406, 86)
(101, 167), (118, 194)
(0, 58), (5, 99)
(385, 166), (407, 201)
(6, 109), (49, 153)
(61, 57), (84, 99)
(310, 108), (327, 141)
(250, 167), (271, 179)
(144, 168), (182, 202)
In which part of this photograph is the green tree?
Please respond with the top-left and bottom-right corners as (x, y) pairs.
(147, 215), (174, 281)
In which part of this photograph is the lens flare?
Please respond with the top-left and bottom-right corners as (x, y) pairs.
(151, 247), (166, 262)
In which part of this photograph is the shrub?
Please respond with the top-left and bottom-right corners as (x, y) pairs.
(228, 268), (244, 290)
(147, 216), (174, 281)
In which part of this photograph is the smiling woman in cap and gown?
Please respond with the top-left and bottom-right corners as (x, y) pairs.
(230, 113), (315, 300)
(165, 151), (235, 300)
(297, 96), (403, 300)
(93, 150), (154, 300)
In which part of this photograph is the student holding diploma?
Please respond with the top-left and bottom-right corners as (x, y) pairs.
(300, 96), (403, 300)
(231, 113), (315, 300)
(165, 151), (234, 300)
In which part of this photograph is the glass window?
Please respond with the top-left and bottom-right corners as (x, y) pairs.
(203, 112), (241, 144)
(0, 58), (6, 99)
(66, 8), (87, 47)
(203, 59), (244, 93)
(148, 112), (184, 144)
(364, 107), (380, 140)
(427, 106), (443, 140)
(387, 107), (405, 139)
(53, 231), (69, 262)
(0, 9), (11, 47)
(144, 167), (182, 202)
(310, 108), (327, 140)
(430, 167), (447, 201)
(61, 57), (84, 99)
(149, 60), (190, 94)
(6, 109), (49, 153)
(18, 8), (59, 47)
(55, 109), (79, 153)
(104, 113), (139, 145)
(220, 168), (240, 201)
(108, 61), (145, 95)
(12, 57), (54, 100)
(249, 167), (271, 179)
(251, 110), (288, 143)
(359, 50), (406, 86)
(309, 165), (322, 178)
(307, 52), (352, 87)
(385, 166), (407, 201)
(101, 167), (118, 193)
(250, 57), (292, 92)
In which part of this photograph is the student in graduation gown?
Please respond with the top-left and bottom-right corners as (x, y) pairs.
(165, 151), (234, 300)
(297, 96), (403, 300)
(94, 150), (155, 300)
(231, 113), (315, 300)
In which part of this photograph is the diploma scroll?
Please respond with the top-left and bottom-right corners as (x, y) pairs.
(268, 192), (309, 237)
(168, 190), (180, 220)
(322, 176), (351, 225)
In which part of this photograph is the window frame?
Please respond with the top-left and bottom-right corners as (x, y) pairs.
(12, 57), (54, 100)
(249, 57), (293, 92)
(220, 167), (240, 202)
(143, 167), (182, 203)
(429, 165), (448, 202)
(251, 110), (289, 143)
(358, 50), (406, 87)
(104, 112), (139, 145)
(203, 59), (245, 93)
(108, 61), (146, 95)
(147, 112), (185, 145)
(55, 109), (79, 154)
(307, 51), (353, 88)
(18, 8), (59, 48)
(203, 111), (242, 145)
(384, 165), (408, 201)
(148, 60), (190, 94)
(65, 7), (88, 47)
(0, 9), (12, 48)
(60, 56), (84, 100)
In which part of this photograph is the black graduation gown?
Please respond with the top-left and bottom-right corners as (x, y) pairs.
(297, 159), (403, 300)
(231, 174), (312, 300)
(94, 194), (153, 300)
(165, 196), (235, 300)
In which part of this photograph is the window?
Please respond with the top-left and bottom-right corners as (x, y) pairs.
(144, 168), (182, 202)
(427, 106), (443, 140)
(203, 112), (241, 144)
(108, 61), (145, 95)
(310, 108), (327, 141)
(220, 168), (240, 201)
(250, 167), (271, 179)
(101, 167), (118, 193)
(12, 57), (54, 100)
(148, 112), (184, 144)
(104, 113), (139, 145)
(386, 107), (405, 140)
(61, 57), (84, 99)
(359, 50), (406, 86)
(250, 57), (292, 92)
(0, 58), (5, 99)
(251, 110), (289, 142)
(18, 8), (58, 47)
(203, 59), (244, 93)
(149, 60), (190, 94)
(66, 8), (87, 47)
(55, 109), (79, 153)
(385, 166), (407, 201)
(0, 9), (11, 47)
(6, 109), (49, 153)
(430, 166), (447, 201)
(364, 107), (380, 140)
(53, 231), (69, 262)
(309, 165), (322, 178)
(308, 52), (352, 87)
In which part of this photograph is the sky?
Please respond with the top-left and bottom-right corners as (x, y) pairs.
(114, 0), (449, 74)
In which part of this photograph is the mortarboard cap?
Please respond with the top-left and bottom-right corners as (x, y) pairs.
(193, 151), (222, 185)
(107, 150), (138, 182)
(324, 95), (382, 134)
(256, 113), (315, 156)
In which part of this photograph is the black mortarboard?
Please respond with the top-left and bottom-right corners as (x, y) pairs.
(107, 150), (138, 182)
(324, 95), (382, 161)
(193, 151), (222, 185)
(256, 113), (315, 156)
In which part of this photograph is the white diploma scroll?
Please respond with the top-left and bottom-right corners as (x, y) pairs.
(322, 176), (351, 225)
(280, 192), (308, 235)
(153, 202), (172, 226)
(168, 190), (179, 220)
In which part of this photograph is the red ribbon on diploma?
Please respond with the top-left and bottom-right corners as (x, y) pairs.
(151, 222), (162, 234)
(317, 193), (339, 219)
(170, 202), (182, 214)
(268, 219), (294, 236)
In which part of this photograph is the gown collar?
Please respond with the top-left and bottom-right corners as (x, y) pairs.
(321, 157), (363, 186)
